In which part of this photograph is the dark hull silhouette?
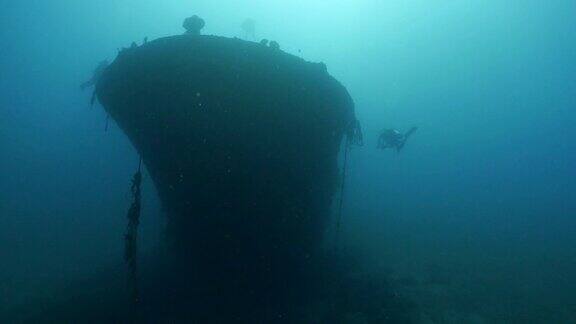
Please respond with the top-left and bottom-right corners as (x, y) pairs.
(96, 35), (356, 321)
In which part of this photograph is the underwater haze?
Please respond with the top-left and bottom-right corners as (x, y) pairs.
(1, 0), (575, 322)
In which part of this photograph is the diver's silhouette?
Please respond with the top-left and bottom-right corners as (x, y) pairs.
(377, 127), (418, 152)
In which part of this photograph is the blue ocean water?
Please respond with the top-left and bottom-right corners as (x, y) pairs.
(1, 1), (575, 322)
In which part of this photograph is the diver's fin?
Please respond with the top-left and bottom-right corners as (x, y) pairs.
(404, 126), (418, 139)
(397, 127), (418, 152)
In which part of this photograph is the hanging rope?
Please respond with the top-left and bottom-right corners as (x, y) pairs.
(90, 90), (97, 107)
(125, 157), (143, 310)
(104, 114), (110, 132)
(335, 119), (363, 249)
(335, 143), (350, 245)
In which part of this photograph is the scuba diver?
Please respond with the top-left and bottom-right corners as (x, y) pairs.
(377, 126), (418, 152)
(80, 60), (109, 90)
